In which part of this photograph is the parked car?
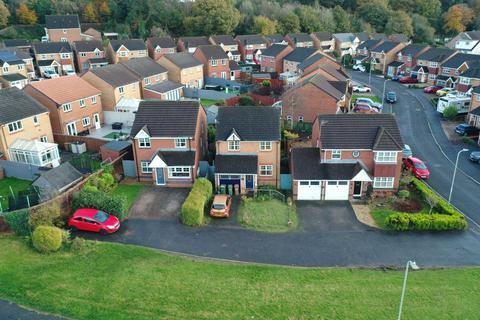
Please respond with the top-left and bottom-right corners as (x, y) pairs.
(353, 64), (366, 72)
(436, 87), (455, 97)
(353, 84), (371, 93)
(385, 91), (397, 103)
(402, 144), (412, 158)
(423, 85), (443, 94)
(354, 103), (378, 113)
(403, 156), (430, 179)
(391, 75), (400, 81)
(469, 151), (480, 163)
(455, 123), (480, 136)
(43, 70), (59, 79)
(68, 208), (120, 235)
(399, 76), (418, 84)
(355, 98), (383, 111)
(210, 195), (232, 218)
(65, 70), (76, 76)
(204, 84), (225, 91)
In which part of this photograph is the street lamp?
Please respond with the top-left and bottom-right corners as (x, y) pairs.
(448, 148), (469, 204)
(397, 260), (420, 320)
(382, 78), (388, 107)
(368, 58), (373, 86)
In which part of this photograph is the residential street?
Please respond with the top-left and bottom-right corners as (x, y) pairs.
(349, 71), (480, 227)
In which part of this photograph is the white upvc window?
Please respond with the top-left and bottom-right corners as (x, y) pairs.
(155, 47), (161, 53)
(375, 151), (397, 163)
(373, 177), (394, 188)
(259, 165), (273, 176)
(459, 77), (470, 85)
(331, 150), (341, 160)
(298, 116), (304, 122)
(228, 140), (239, 151)
(221, 59), (226, 65)
(62, 103), (72, 112)
(7, 120), (22, 133)
(211, 59), (217, 66)
(429, 61), (438, 68)
(221, 71), (226, 79)
(442, 67), (451, 75)
(428, 74), (436, 80)
(79, 99), (85, 107)
(144, 77), (150, 85)
(138, 137), (151, 148)
(82, 117), (90, 127)
(119, 86), (125, 94)
(60, 53), (70, 59)
(2, 66), (8, 73)
(18, 64), (24, 70)
(260, 141), (272, 151)
(168, 166), (191, 178)
(91, 96), (97, 104)
(33, 116), (39, 126)
(155, 74), (160, 81)
(175, 137), (187, 148)
(80, 52), (87, 57)
(40, 136), (48, 143)
(141, 160), (153, 173)
(118, 51), (128, 57)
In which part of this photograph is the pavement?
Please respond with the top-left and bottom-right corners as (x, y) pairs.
(0, 300), (64, 320)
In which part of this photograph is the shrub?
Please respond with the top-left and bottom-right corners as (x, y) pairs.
(443, 106), (458, 121)
(97, 172), (116, 193)
(462, 137), (476, 145)
(83, 184), (98, 193)
(238, 96), (254, 106)
(32, 226), (63, 253)
(70, 237), (86, 252)
(180, 178), (213, 227)
(72, 189), (128, 220)
(4, 209), (30, 236)
(397, 190), (410, 200)
(28, 204), (61, 230)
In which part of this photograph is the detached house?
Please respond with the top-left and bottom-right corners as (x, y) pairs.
(394, 44), (430, 75)
(413, 47), (457, 84)
(467, 86), (480, 129)
(284, 33), (314, 48)
(214, 106), (281, 193)
(193, 45), (230, 79)
(310, 32), (335, 52)
(130, 100), (207, 187)
(121, 57), (168, 95)
(353, 39), (383, 65)
(457, 64), (480, 93)
(209, 35), (241, 61)
(157, 53), (204, 88)
(297, 52), (340, 77)
(264, 34), (287, 47)
(291, 114), (403, 201)
(0, 88), (59, 167)
(1, 39), (31, 54)
(369, 41), (406, 75)
(436, 53), (480, 88)
(177, 36), (210, 53)
(259, 44), (293, 73)
(32, 42), (75, 77)
(24, 76), (103, 136)
(333, 33), (360, 56)
(146, 37), (176, 60)
(283, 47), (318, 74)
(107, 39), (148, 64)
(81, 64), (141, 111)
(0, 50), (30, 89)
(73, 40), (108, 72)
(44, 15), (81, 44)
(446, 31), (480, 55)
(235, 35), (267, 63)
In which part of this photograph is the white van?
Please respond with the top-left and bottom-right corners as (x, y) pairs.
(437, 95), (471, 114)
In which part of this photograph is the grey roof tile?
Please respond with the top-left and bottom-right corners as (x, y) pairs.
(33, 42), (72, 54)
(163, 53), (202, 68)
(45, 15), (80, 29)
(0, 88), (48, 124)
(73, 40), (103, 52)
(109, 39), (146, 51)
(121, 57), (168, 78)
(86, 63), (139, 87)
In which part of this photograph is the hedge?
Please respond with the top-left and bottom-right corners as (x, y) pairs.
(72, 189), (128, 221)
(32, 225), (63, 253)
(180, 178), (213, 227)
(4, 209), (30, 236)
(385, 179), (467, 231)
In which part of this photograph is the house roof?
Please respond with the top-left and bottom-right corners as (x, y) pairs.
(37, 59), (56, 67)
(215, 154), (258, 174)
(357, 39), (382, 50)
(284, 47), (317, 62)
(110, 39), (146, 51)
(355, 32), (370, 42)
(333, 33), (357, 43)
(130, 100), (201, 137)
(412, 65), (428, 72)
(0, 50), (25, 65)
(121, 57), (168, 78)
(389, 34), (410, 43)
(45, 15), (80, 29)
(163, 53), (202, 68)
(210, 35), (236, 46)
(156, 150), (196, 166)
(2, 39), (31, 48)
(472, 86), (480, 94)
(460, 65), (480, 79)
(73, 40), (103, 52)
(286, 33), (313, 43)
(316, 114), (403, 151)
(0, 88), (48, 124)
(388, 61), (404, 68)
(464, 31), (480, 41)
(32, 162), (82, 196)
(398, 44), (428, 57)
(260, 44), (290, 58)
(235, 35), (267, 45)
(85, 63), (139, 87)
(101, 140), (132, 152)
(195, 45), (228, 60)
(10, 138), (57, 153)
(1, 73), (27, 81)
(371, 33), (388, 40)
(264, 34), (285, 43)
(179, 36), (210, 49)
(215, 106), (281, 141)
(147, 36), (175, 48)
(88, 57), (108, 64)
(441, 53), (480, 69)
(298, 52), (329, 71)
(229, 60), (239, 70)
(418, 47), (455, 62)
(296, 72), (347, 100)
(291, 148), (368, 180)
(144, 80), (183, 94)
(26, 75), (101, 105)
(470, 106), (480, 116)
(312, 32), (333, 41)
(371, 41), (401, 53)
(33, 42), (72, 54)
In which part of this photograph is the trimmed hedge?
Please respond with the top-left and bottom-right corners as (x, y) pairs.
(32, 225), (63, 253)
(180, 178), (213, 227)
(385, 179), (467, 231)
(4, 209), (30, 236)
(72, 189), (128, 221)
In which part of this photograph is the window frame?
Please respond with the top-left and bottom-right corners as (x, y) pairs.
(168, 166), (191, 179)
(82, 117), (90, 127)
(141, 161), (153, 173)
(138, 137), (151, 148)
(373, 177), (394, 189)
(7, 120), (22, 133)
(79, 99), (85, 108)
(62, 103), (72, 112)
(259, 165), (273, 176)
(331, 150), (341, 160)
(119, 86), (125, 94)
(174, 138), (187, 148)
(228, 140), (240, 151)
(33, 116), (39, 126)
(374, 151), (397, 163)
(260, 141), (272, 151)
(91, 96), (97, 104)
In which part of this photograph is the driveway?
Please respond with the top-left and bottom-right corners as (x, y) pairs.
(0, 300), (64, 320)
(129, 187), (189, 220)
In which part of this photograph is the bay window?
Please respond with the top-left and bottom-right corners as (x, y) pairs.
(374, 151), (397, 163)
(373, 177), (394, 188)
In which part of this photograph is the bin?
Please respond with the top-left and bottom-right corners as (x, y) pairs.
(234, 184), (240, 195)
(228, 184), (233, 195)
(220, 185), (226, 194)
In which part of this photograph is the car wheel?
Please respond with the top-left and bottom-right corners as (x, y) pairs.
(100, 229), (108, 236)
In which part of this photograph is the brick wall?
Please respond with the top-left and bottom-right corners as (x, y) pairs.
(53, 134), (108, 152)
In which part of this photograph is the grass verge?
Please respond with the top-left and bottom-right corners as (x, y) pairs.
(0, 236), (480, 319)
(200, 99), (224, 107)
(238, 198), (298, 232)
(110, 184), (144, 210)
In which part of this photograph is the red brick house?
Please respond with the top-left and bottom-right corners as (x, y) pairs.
(457, 65), (480, 93)
(32, 42), (75, 77)
(467, 86), (480, 129)
(44, 15), (81, 44)
(120, 57), (168, 96)
(297, 52), (341, 77)
(283, 47), (318, 74)
(291, 114), (404, 200)
(284, 33), (314, 48)
(146, 37), (176, 60)
(353, 39), (383, 65)
(73, 40), (108, 72)
(259, 44), (293, 73)
(413, 47), (457, 84)
(394, 44), (430, 76)
(130, 100), (207, 187)
(193, 45), (230, 79)
(235, 35), (267, 63)
(209, 35), (241, 61)
(436, 53), (480, 88)
(177, 36), (210, 53)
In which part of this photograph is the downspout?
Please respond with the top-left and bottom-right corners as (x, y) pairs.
(132, 140), (140, 182)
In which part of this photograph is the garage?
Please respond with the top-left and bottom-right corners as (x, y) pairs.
(297, 180), (321, 200)
(324, 181), (350, 200)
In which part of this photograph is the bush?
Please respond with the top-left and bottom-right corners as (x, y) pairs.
(28, 204), (61, 230)
(462, 137), (476, 145)
(238, 96), (254, 106)
(86, 172), (117, 193)
(32, 226), (63, 253)
(72, 189), (128, 221)
(70, 237), (86, 252)
(397, 190), (410, 200)
(180, 178), (213, 227)
(443, 106), (458, 121)
(4, 209), (30, 236)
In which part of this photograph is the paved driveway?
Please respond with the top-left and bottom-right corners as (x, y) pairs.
(129, 187), (189, 220)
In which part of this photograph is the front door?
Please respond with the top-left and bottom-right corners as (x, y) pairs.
(245, 175), (254, 189)
(93, 113), (101, 129)
(156, 168), (165, 185)
(66, 122), (77, 135)
(353, 181), (362, 198)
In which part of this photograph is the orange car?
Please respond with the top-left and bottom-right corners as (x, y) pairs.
(210, 195), (232, 218)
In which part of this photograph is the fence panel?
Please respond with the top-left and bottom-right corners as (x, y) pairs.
(0, 160), (43, 181)
(122, 160), (136, 177)
(280, 174), (292, 190)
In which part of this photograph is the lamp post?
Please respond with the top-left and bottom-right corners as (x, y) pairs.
(397, 260), (420, 320)
(448, 148), (469, 204)
(368, 58), (373, 86)
(382, 78), (388, 107)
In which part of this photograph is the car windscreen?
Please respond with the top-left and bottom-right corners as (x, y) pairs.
(212, 203), (226, 210)
(414, 162), (427, 170)
(94, 211), (109, 223)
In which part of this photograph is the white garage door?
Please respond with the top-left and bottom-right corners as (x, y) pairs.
(324, 181), (350, 200)
(297, 181), (321, 200)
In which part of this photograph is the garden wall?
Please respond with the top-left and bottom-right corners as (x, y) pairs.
(53, 134), (108, 153)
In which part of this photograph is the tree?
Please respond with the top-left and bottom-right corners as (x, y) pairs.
(184, 0), (241, 35)
(29, 0), (53, 23)
(415, 0), (442, 18)
(295, 6), (322, 32)
(385, 10), (413, 36)
(443, 4), (474, 34)
(278, 12), (300, 34)
(252, 15), (277, 35)
(333, 6), (351, 32)
(16, 3), (37, 25)
(99, 1), (111, 18)
(412, 14), (435, 44)
(425, 194), (438, 214)
(357, 1), (390, 32)
(83, 2), (98, 23)
(0, 0), (9, 27)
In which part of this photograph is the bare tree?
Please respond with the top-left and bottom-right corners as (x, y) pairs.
(425, 194), (438, 214)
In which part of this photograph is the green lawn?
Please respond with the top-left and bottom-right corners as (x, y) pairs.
(238, 198), (298, 232)
(200, 99), (224, 107)
(352, 94), (382, 103)
(0, 177), (32, 211)
(111, 184), (144, 210)
(1, 236), (480, 319)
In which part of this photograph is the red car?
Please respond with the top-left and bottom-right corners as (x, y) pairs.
(423, 85), (443, 94)
(399, 76), (418, 84)
(354, 103), (378, 113)
(68, 208), (120, 235)
(403, 156), (430, 179)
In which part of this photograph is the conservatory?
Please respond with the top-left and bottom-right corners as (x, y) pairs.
(9, 139), (60, 167)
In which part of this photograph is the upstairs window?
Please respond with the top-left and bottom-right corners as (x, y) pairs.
(331, 150), (341, 160)
(375, 151), (397, 163)
(175, 138), (187, 148)
(62, 103), (72, 112)
(91, 96), (97, 104)
(7, 120), (22, 133)
(138, 137), (151, 148)
(211, 59), (217, 66)
(260, 141), (272, 151)
(119, 86), (125, 94)
(79, 99), (85, 107)
(228, 140), (239, 151)
(33, 116), (39, 126)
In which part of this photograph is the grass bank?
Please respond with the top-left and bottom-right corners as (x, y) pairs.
(110, 184), (144, 210)
(238, 198), (298, 232)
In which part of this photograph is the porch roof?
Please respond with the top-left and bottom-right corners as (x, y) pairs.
(215, 154), (258, 174)
(10, 139), (57, 153)
(388, 61), (404, 68)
